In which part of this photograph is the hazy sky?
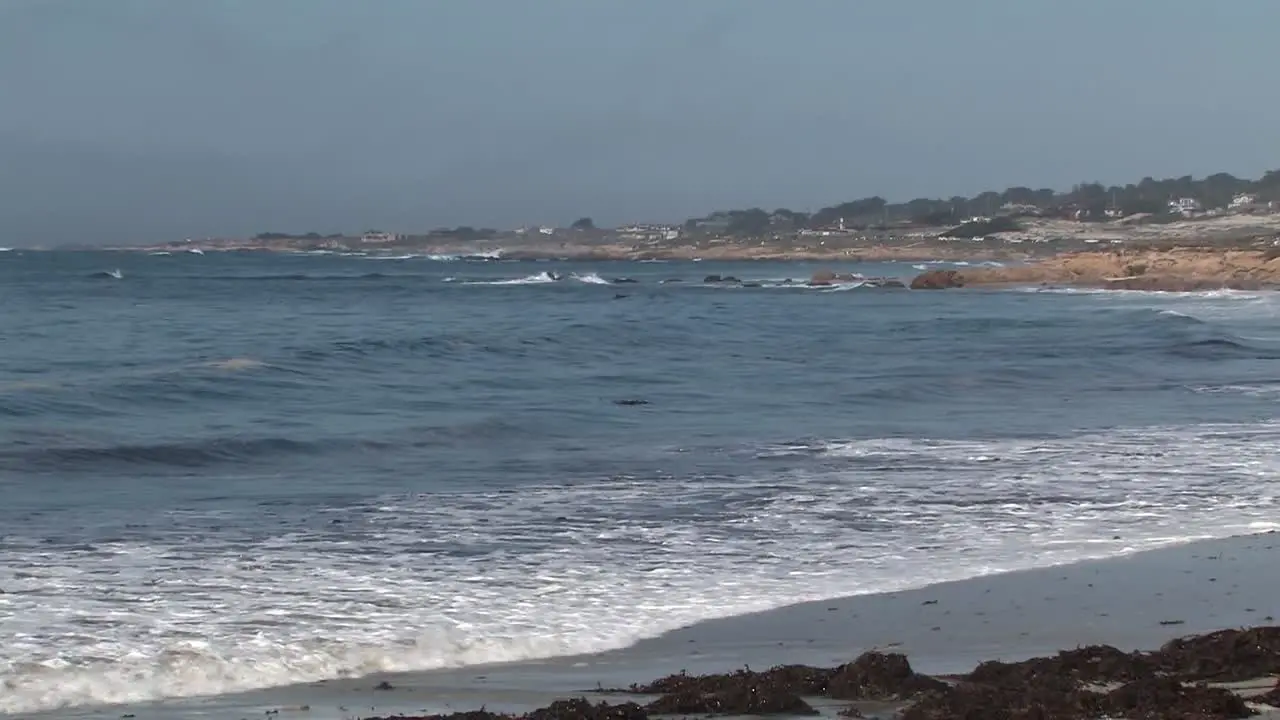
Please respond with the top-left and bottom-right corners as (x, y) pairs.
(1, 0), (1276, 244)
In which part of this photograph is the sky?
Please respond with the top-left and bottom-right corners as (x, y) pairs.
(1, 0), (1276, 245)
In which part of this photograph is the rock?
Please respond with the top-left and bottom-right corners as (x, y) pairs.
(363, 699), (648, 720)
(527, 699), (648, 720)
(909, 269), (965, 289)
(809, 270), (837, 286)
(808, 271), (863, 286)
(827, 652), (947, 700)
(1256, 677), (1280, 707)
(1102, 677), (1252, 719)
(625, 664), (829, 697)
(965, 644), (1151, 687)
(625, 653), (938, 706)
(898, 681), (1104, 720)
(645, 688), (816, 716)
(1149, 626), (1280, 682)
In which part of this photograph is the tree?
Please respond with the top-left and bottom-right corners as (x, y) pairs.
(571, 217), (595, 230)
(726, 208), (771, 236)
(1001, 186), (1037, 206)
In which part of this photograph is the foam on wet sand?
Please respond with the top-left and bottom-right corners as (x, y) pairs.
(34, 532), (1280, 720)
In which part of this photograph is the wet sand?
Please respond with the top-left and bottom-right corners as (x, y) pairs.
(38, 532), (1280, 720)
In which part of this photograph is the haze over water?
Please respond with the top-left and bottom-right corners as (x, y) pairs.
(2, 251), (1279, 714)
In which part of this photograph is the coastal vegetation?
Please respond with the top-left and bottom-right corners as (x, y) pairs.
(682, 168), (1280, 237)
(218, 167), (1280, 250)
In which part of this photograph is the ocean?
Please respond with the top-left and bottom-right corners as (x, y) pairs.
(1, 249), (1278, 716)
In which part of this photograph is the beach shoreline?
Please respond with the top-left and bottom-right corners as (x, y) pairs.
(90, 234), (1280, 293)
(33, 530), (1280, 720)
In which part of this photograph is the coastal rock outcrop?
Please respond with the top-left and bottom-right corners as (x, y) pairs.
(907, 247), (1280, 291)
(807, 271), (907, 288)
(909, 269), (965, 289)
(808, 270), (861, 286)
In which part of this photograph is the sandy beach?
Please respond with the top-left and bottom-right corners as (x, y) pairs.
(36, 531), (1280, 720)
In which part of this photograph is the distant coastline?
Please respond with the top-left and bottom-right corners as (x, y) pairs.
(71, 165), (1279, 259)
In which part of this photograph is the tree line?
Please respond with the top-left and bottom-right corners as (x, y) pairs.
(685, 169), (1280, 237)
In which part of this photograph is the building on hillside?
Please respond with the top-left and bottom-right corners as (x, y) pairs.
(361, 231), (397, 243)
(1230, 193), (1258, 210)
(618, 224), (679, 241)
(1168, 198), (1202, 216)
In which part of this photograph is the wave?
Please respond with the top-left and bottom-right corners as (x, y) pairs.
(464, 271), (559, 285)
(0, 436), (375, 471)
(88, 269), (124, 280)
(1189, 382), (1280, 398)
(1017, 286), (1271, 300)
(0, 417), (538, 472)
(571, 272), (611, 285)
(4, 420), (1279, 714)
(186, 272), (404, 282)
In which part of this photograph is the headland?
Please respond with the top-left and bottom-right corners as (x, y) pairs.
(62, 166), (1280, 292)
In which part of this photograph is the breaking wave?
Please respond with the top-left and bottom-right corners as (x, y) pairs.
(3, 421), (1278, 713)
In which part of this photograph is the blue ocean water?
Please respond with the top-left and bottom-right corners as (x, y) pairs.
(1, 249), (1278, 714)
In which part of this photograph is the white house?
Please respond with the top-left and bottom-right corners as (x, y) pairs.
(1230, 193), (1258, 209)
(1169, 198), (1202, 216)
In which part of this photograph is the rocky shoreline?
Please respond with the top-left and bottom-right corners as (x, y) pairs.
(905, 247), (1280, 292)
(360, 625), (1280, 720)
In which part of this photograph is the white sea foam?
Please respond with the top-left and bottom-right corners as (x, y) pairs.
(572, 272), (611, 285)
(1189, 383), (1280, 398)
(2, 422), (1279, 714)
(464, 271), (559, 285)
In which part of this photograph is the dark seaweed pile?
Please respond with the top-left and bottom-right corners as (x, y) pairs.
(364, 626), (1280, 720)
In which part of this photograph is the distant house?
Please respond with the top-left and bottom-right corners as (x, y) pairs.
(1169, 198), (1202, 216)
(618, 224), (679, 241)
(361, 231), (397, 243)
(1229, 193), (1258, 210)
